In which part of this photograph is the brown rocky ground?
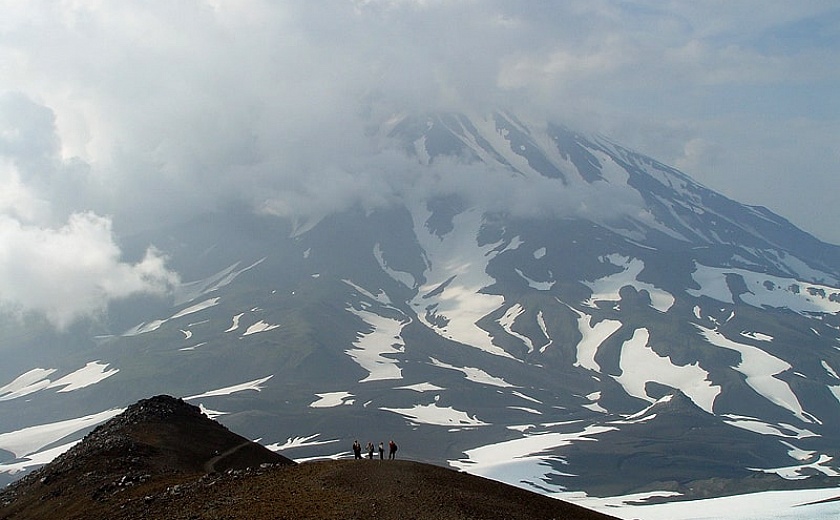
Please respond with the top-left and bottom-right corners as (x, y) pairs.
(0, 396), (617, 520)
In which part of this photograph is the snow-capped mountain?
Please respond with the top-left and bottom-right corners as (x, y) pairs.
(2, 111), (840, 510)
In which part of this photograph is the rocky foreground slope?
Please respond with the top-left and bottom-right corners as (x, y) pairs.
(0, 395), (615, 520)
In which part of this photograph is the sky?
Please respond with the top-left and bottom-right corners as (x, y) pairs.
(0, 0), (838, 327)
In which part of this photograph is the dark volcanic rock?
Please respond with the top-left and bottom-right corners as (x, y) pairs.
(46, 394), (292, 476)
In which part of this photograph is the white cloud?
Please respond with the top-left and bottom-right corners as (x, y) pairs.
(0, 158), (49, 223)
(0, 212), (178, 328)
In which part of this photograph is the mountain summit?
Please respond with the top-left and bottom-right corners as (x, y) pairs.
(1, 112), (839, 510)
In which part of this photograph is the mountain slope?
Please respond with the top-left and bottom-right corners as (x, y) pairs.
(0, 395), (615, 520)
(1, 112), (839, 511)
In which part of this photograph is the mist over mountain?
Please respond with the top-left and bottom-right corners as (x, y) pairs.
(1, 110), (840, 518)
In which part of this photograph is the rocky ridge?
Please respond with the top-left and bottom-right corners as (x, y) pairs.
(0, 395), (615, 520)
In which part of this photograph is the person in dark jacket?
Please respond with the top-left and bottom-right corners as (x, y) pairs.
(352, 440), (362, 460)
(388, 439), (398, 460)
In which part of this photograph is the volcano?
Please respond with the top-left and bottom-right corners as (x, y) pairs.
(1, 112), (839, 513)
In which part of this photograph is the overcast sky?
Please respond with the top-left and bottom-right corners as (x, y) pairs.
(1, 1), (838, 327)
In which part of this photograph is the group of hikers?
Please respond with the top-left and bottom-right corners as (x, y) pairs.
(352, 439), (398, 460)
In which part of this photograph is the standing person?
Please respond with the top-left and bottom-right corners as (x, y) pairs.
(388, 439), (398, 460)
(378, 442), (384, 460)
(352, 440), (362, 460)
(367, 442), (375, 459)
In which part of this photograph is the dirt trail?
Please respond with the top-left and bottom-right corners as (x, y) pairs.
(203, 441), (253, 473)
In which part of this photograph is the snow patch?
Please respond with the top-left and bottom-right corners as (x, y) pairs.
(536, 311), (551, 352)
(571, 308), (622, 372)
(184, 375), (273, 400)
(121, 319), (166, 336)
(511, 390), (542, 404)
(198, 403), (228, 420)
(395, 382), (445, 392)
(688, 263), (735, 304)
(508, 406), (542, 415)
(583, 391), (608, 413)
(267, 433), (340, 452)
(689, 263), (840, 315)
(822, 360), (839, 380)
(781, 441), (815, 461)
(179, 342), (207, 351)
(515, 268), (555, 291)
(0, 362), (119, 400)
(449, 424), (617, 494)
(343, 279), (393, 306)
(750, 454), (840, 480)
(566, 487), (840, 520)
(498, 304), (535, 353)
(0, 368), (57, 401)
(374, 242), (417, 289)
(170, 297), (221, 320)
(696, 324), (806, 421)
(615, 328), (720, 414)
(310, 392), (355, 408)
(225, 312), (244, 332)
(242, 320), (280, 336)
(346, 307), (406, 382)
(585, 254), (675, 312)
(741, 331), (774, 342)
(381, 402), (488, 427)
(47, 361), (119, 392)
(721, 415), (817, 439)
(429, 357), (514, 388)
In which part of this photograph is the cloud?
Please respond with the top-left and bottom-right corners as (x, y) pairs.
(0, 0), (837, 314)
(0, 212), (179, 329)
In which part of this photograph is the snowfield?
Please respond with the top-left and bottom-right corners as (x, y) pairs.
(585, 254), (675, 312)
(0, 408), (124, 474)
(411, 206), (514, 360)
(48, 362), (120, 393)
(310, 391), (355, 408)
(0, 361), (119, 401)
(689, 264), (840, 315)
(345, 306), (406, 382)
(571, 307), (622, 371)
(574, 487), (840, 520)
(615, 328), (720, 413)
(429, 357), (514, 388)
(242, 320), (280, 336)
(450, 423), (618, 494)
(695, 324), (806, 421)
(266, 433), (340, 452)
(183, 375), (273, 400)
(381, 402), (488, 427)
